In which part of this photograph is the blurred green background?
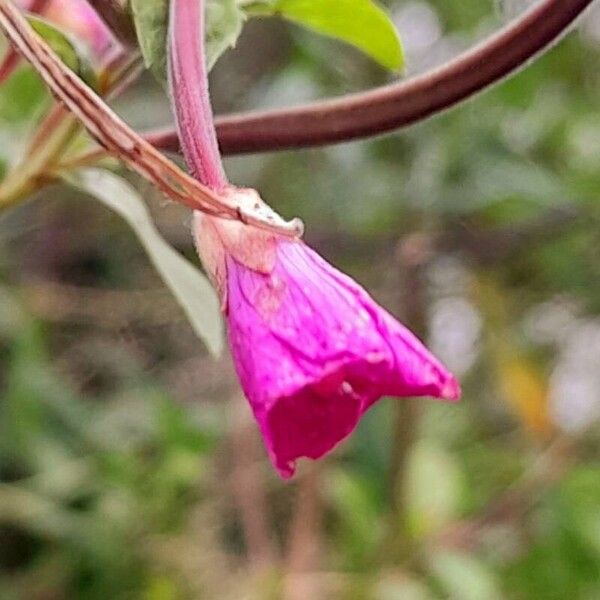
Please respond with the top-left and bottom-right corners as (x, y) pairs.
(1, 0), (600, 598)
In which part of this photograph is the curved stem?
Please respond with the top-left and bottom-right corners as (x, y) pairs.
(168, 0), (227, 190)
(0, 0), (50, 82)
(1, 47), (138, 208)
(145, 0), (595, 155)
(0, 0), (302, 237)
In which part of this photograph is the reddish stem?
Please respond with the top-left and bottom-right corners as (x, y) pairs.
(0, 0), (50, 83)
(147, 0), (593, 155)
(167, 0), (227, 190)
(0, 46), (19, 82)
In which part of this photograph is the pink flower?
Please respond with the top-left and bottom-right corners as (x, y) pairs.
(169, 0), (460, 478)
(195, 202), (460, 478)
(47, 0), (114, 56)
(3, 1), (114, 85)
(16, 0), (114, 57)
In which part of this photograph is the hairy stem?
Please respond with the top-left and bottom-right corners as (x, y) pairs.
(0, 0), (50, 82)
(0, 0), (302, 236)
(167, 0), (227, 190)
(146, 0), (594, 154)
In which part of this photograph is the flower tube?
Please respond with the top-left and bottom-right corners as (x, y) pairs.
(169, 0), (460, 478)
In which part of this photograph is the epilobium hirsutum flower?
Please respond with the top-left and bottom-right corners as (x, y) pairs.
(17, 0), (114, 56)
(194, 203), (460, 477)
(169, 0), (460, 478)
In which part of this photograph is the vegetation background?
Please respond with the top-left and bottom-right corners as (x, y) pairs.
(1, 0), (599, 598)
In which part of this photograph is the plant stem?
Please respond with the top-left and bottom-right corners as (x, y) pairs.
(0, 0), (302, 237)
(167, 0), (228, 190)
(0, 45), (136, 210)
(25, 104), (69, 157)
(0, 46), (19, 82)
(146, 0), (594, 154)
(0, 0), (50, 82)
(0, 113), (77, 209)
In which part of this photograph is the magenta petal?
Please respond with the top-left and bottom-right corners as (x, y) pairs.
(46, 0), (115, 56)
(225, 241), (460, 478)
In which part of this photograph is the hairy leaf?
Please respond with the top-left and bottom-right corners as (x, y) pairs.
(206, 0), (245, 70)
(67, 168), (224, 356)
(130, 0), (244, 81)
(130, 0), (169, 80)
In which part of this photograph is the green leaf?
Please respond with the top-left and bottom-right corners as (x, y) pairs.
(66, 168), (224, 356)
(249, 0), (404, 71)
(130, 0), (245, 82)
(206, 0), (245, 70)
(0, 67), (47, 123)
(28, 16), (79, 73)
(130, 0), (169, 81)
(27, 16), (98, 89)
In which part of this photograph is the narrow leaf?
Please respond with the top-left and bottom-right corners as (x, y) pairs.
(250, 0), (404, 71)
(28, 16), (80, 72)
(67, 168), (224, 356)
(129, 0), (169, 80)
(27, 16), (97, 89)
